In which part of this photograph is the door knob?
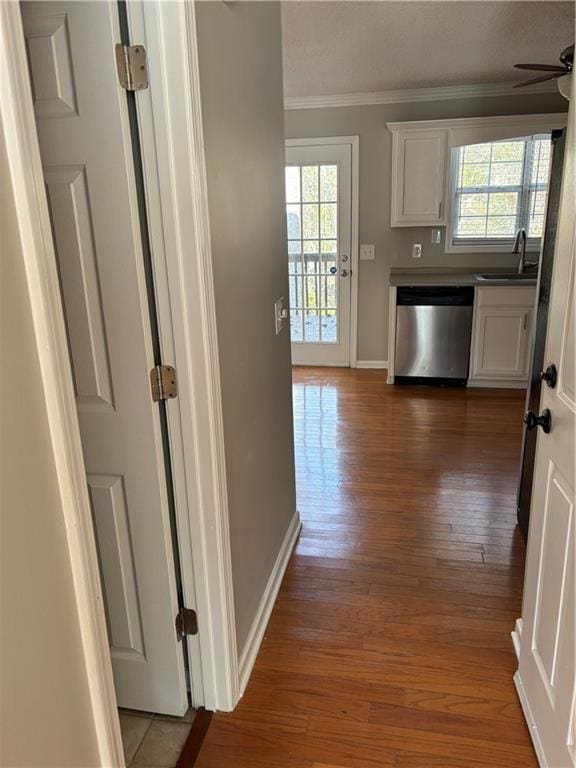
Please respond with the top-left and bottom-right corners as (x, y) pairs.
(541, 364), (557, 389)
(523, 408), (552, 434)
(341, 269), (349, 277)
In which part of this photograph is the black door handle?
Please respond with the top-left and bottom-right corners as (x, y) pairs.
(524, 408), (552, 433)
(541, 364), (557, 389)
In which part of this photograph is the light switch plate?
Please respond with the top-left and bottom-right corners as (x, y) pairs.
(360, 244), (375, 260)
(274, 297), (288, 335)
(412, 243), (423, 259)
(431, 228), (442, 245)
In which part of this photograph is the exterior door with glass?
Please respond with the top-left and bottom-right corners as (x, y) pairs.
(285, 142), (352, 365)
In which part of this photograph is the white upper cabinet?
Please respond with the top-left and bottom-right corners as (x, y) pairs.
(389, 128), (448, 227)
(387, 114), (568, 230)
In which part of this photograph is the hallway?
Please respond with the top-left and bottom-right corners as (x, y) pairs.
(196, 368), (538, 767)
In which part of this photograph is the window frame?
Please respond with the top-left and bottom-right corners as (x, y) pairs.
(445, 134), (551, 254)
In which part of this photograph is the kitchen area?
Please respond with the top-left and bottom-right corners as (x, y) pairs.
(384, 114), (568, 540)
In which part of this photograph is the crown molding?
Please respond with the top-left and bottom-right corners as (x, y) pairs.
(284, 80), (559, 111)
(386, 112), (568, 133)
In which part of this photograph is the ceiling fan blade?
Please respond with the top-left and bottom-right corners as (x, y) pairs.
(514, 63), (568, 72)
(560, 44), (574, 66)
(513, 72), (564, 88)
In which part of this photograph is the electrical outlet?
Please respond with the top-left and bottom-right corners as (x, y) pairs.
(360, 244), (375, 260)
(412, 243), (423, 259)
(274, 297), (288, 335)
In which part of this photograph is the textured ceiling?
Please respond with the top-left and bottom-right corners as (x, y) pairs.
(281, 1), (575, 97)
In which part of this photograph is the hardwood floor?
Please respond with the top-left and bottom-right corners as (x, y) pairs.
(196, 368), (537, 768)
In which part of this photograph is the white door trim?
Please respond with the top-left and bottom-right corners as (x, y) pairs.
(0, 3), (124, 765)
(285, 136), (360, 367)
(125, 0), (239, 713)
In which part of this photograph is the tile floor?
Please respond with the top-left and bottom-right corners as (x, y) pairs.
(119, 708), (195, 767)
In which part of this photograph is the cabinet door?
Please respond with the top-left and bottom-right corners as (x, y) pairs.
(471, 307), (532, 379)
(391, 129), (447, 226)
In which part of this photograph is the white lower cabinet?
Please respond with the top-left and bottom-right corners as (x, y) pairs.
(469, 286), (536, 387)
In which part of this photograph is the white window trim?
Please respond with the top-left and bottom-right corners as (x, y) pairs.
(445, 136), (547, 254)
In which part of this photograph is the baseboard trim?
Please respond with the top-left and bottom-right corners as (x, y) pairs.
(238, 510), (301, 694)
(511, 618), (523, 660)
(514, 671), (548, 767)
(356, 360), (388, 369)
(468, 379), (528, 389)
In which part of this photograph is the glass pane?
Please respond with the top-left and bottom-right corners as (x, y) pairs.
(320, 203), (337, 239)
(285, 166), (300, 203)
(302, 166), (319, 202)
(492, 141), (524, 162)
(321, 240), (337, 273)
(324, 275), (337, 307)
(528, 215), (545, 239)
(302, 204), (319, 238)
(488, 192), (518, 216)
(530, 190), (547, 215)
(320, 165), (338, 201)
(528, 190), (547, 238)
(531, 139), (551, 184)
(290, 309), (303, 342)
(303, 241), (320, 274)
(459, 193), (487, 217)
(463, 143), (491, 163)
(297, 274), (304, 306)
(304, 310), (320, 341)
(489, 162), (523, 186)
(461, 164), (489, 187)
(288, 240), (301, 272)
(320, 310), (337, 343)
(457, 218), (487, 237)
(289, 275), (298, 308)
(486, 216), (517, 237)
(286, 205), (301, 239)
(304, 275), (318, 309)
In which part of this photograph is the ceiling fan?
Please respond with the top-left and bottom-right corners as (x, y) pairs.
(513, 43), (574, 88)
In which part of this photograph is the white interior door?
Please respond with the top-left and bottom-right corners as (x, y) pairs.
(21, 0), (189, 715)
(516, 82), (575, 766)
(285, 142), (352, 366)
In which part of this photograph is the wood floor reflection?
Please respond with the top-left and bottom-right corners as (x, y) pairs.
(196, 367), (537, 768)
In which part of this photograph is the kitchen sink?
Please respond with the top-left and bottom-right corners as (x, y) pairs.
(474, 272), (537, 282)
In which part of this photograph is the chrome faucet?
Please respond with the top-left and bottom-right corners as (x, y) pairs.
(513, 228), (538, 274)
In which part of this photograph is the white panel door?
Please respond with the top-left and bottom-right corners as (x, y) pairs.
(516, 81), (575, 766)
(285, 143), (352, 366)
(21, 1), (189, 715)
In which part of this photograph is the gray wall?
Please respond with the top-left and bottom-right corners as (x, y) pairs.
(285, 92), (568, 362)
(0, 123), (100, 767)
(195, 1), (297, 655)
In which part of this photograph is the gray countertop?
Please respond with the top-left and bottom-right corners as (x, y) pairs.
(389, 268), (537, 287)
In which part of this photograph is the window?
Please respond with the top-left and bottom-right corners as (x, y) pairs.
(285, 163), (339, 343)
(449, 135), (551, 251)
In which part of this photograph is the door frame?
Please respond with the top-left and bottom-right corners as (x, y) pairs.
(2, 1), (239, 764)
(285, 136), (360, 367)
(125, 0), (238, 714)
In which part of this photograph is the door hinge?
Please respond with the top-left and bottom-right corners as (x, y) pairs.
(175, 607), (198, 640)
(150, 365), (178, 402)
(115, 44), (148, 91)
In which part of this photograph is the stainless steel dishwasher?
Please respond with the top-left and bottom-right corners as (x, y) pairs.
(394, 286), (474, 385)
